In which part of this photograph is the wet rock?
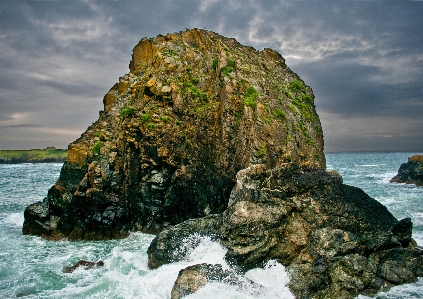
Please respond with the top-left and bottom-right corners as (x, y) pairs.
(63, 260), (104, 273)
(171, 263), (262, 299)
(148, 214), (222, 269)
(390, 155), (423, 186)
(150, 164), (423, 299)
(221, 164), (423, 298)
(392, 217), (413, 247)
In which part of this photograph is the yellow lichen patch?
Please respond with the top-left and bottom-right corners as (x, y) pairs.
(129, 38), (159, 72)
(66, 145), (87, 166)
(409, 155), (423, 163)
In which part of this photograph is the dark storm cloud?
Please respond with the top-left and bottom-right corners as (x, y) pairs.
(0, 0), (422, 151)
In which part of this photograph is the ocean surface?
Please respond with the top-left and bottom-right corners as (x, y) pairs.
(0, 152), (422, 298)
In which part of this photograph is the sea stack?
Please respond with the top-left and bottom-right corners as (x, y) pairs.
(23, 29), (423, 298)
(390, 155), (423, 186)
(23, 28), (324, 240)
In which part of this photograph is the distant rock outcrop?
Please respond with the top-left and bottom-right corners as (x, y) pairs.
(390, 155), (423, 186)
(23, 29), (325, 240)
(0, 148), (67, 164)
(149, 164), (423, 299)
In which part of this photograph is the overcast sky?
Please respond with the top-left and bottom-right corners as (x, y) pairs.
(1, 1), (422, 152)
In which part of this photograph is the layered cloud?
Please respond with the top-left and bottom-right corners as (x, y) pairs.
(0, 0), (422, 151)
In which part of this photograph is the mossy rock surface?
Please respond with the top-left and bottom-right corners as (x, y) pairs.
(23, 28), (325, 240)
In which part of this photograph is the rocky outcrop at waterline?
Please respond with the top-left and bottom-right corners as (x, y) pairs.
(390, 155), (423, 186)
(22, 28), (423, 298)
(63, 260), (104, 273)
(148, 164), (423, 299)
(23, 28), (324, 240)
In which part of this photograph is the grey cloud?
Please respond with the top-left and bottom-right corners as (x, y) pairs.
(0, 124), (41, 128)
(0, 1), (422, 151)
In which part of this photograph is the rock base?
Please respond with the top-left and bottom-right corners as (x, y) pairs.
(149, 164), (423, 299)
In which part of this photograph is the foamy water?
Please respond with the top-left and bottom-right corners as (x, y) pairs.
(1, 153), (422, 298)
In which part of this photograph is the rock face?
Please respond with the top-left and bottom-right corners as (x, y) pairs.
(148, 164), (423, 298)
(23, 28), (325, 240)
(390, 155), (423, 186)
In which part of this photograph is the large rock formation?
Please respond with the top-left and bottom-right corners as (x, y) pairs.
(22, 28), (423, 298)
(23, 28), (325, 240)
(390, 155), (423, 186)
(148, 164), (423, 298)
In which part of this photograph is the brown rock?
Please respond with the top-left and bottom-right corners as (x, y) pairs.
(148, 164), (423, 299)
(23, 28), (325, 241)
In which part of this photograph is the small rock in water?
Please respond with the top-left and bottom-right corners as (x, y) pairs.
(63, 260), (104, 273)
(390, 155), (423, 186)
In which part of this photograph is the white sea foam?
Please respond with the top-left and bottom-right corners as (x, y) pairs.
(414, 213), (423, 226)
(32, 235), (294, 299)
(186, 235), (228, 267)
(1, 212), (24, 228)
(245, 260), (295, 298)
(357, 278), (423, 299)
(376, 171), (398, 184)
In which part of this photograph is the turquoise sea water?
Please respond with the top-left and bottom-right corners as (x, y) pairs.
(0, 152), (422, 298)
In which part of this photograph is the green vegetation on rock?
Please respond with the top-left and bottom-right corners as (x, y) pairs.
(221, 59), (236, 77)
(244, 86), (259, 107)
(212, 57), (218, 71)
(272, 108), (286, 121)
(292, 99), (315, 122)
(119, 106), (136, 119)
(289, 80), (306, 92)
(255, 146), (266, 158)
(92, 141), (103, 155)
(141, 112), (151, 123)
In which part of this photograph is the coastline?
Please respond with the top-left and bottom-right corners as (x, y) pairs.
(0, 148), (68, 164)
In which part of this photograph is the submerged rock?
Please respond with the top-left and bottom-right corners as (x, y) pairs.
(63, 260), (104, 273)
(390, 155), (423, 186)
(23, 28), (324, 240)
(149, 164), (423, 298)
